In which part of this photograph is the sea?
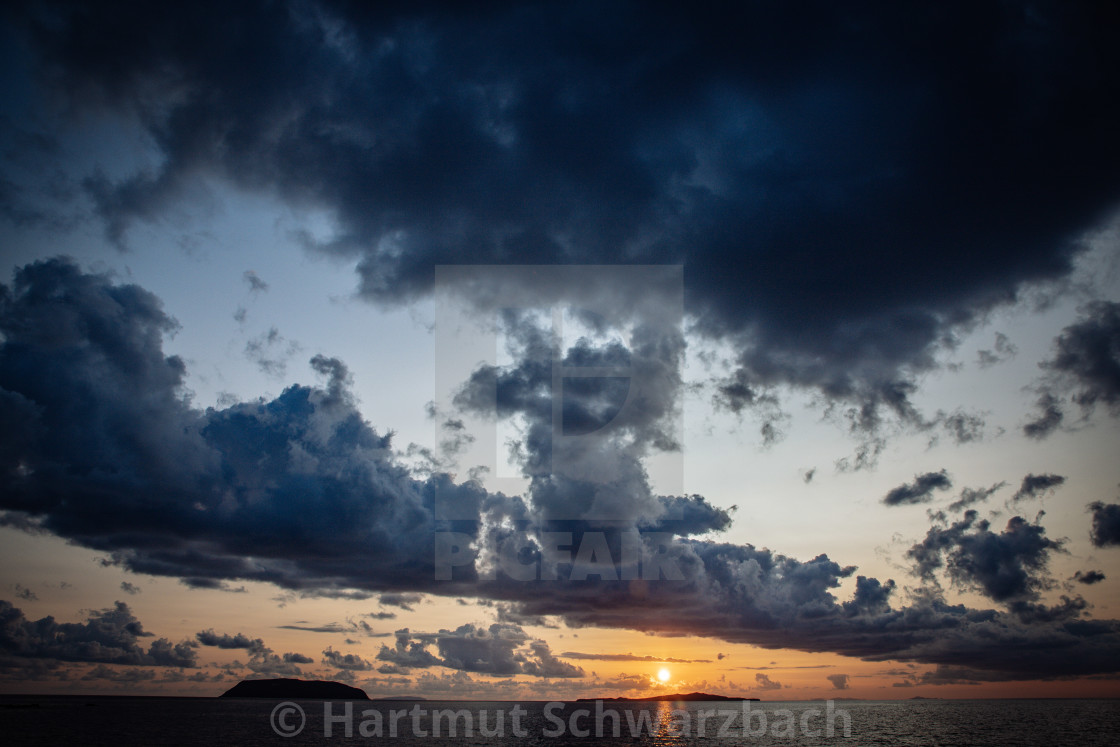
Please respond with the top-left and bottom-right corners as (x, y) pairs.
(2, 696), (1118, 746)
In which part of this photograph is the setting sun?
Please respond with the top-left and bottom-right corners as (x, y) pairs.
(657, 668), (671, 683)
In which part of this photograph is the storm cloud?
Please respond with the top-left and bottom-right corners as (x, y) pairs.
(195, 628), (310, 676)
(0, 599), (197, 667)
(322, 647), (374, 671)
(1025, 302), (1120, 438)
(6, 0), (1120, 438)
(907, 511), (1066, 605)
(1089, 502), (1120, 548)
(2, 260), (1120, 683)
(377, 623), (583, 679)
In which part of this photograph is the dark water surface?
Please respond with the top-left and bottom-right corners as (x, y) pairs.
(2, 696), (1117, 745)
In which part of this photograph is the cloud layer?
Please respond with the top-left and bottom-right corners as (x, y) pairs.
(6, 0), (1120, 439)
(2, 259), (1120, 685)
(0, 600), (197, 667)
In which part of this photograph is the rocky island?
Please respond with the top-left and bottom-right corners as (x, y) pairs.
(219, 678), (370, 700)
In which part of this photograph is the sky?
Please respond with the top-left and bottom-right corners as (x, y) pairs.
(1, 0), (1120, 700)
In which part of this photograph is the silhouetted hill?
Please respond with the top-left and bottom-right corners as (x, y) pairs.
(219, 678), (369, 699)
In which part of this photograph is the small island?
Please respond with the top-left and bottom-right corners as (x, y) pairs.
(219, 678), (370, 700)
(577, 692), (760, 702)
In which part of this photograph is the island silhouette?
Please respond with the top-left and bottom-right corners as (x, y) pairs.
(218, 680), (758, 703)
(219, 678), (369, 700)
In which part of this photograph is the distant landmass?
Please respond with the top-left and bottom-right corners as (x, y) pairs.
(219, 678), (370, 700)
(374, 696), (428, 701)
(577, 692), (760, 702)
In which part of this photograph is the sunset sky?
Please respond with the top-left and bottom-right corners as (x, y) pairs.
(2, 1), (1120, 700)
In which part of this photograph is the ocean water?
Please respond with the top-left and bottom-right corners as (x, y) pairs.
(1, 696), (1118, 746)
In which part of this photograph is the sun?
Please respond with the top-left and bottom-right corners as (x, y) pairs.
(657, 668), (671, 683)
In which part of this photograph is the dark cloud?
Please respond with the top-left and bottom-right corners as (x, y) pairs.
(119, 582), (141, 595)
(754, 673), (782, 691)
(295, 588), (374, 601)
(947, 482), (1007, 512)
(8, 0), (1119, 438)
(735, 664), (832, 671)
(379, 593), (424, 611)
(1023, 392), (1065, 440)
(376, 628), (443, 672)
(448, 297), (710, 535)
(907, 511), (1065, 605)
(519, 640), (585, 679)
(1089, 502), (1120, 548)
(559, 652), (709, 664)
(1073, 570), (1105, 585)
(0, 258), (460, 596)
(322, 646), (373, 671)
(277, 619), (386, 637)
(2, 261), (1120, 682)
(243, 326), (300, 379)
(247, 651), (304, 677)
(647, 494), (734, 536)
(82, 664), (156, 683)
(180, 578), (247, 593)
(0, 656), (69, 684)
(0, 599), (197, 667)
(377, 624), (582, 678)
(977, 333), (1018, 369)
(434, 417), (475, 463)
(883, 470), (953, 507)
(826, 673), (850, 690)
(1026, 302), (1120, 438)
(1007, 595), (1089, 625)
(891, 665), (987, 688)
(195, 628), (308, 676)
(834, 437), (888, 474)
(713, 374), (789, 447)
(283, 652), (314, 664)
(12, 584), (36, 602)
(1045, 302), (1120, 409)
(937, 411), (987, 446)
(842, 576), (897, 617)
(3, 0), (1119, 689)
(366, 611), (397, 620)
(277, 623), (349, 634)
(1012, 474), (1066, 502)
(195, 630), (267, 654)
(497, 538), (1120, 680)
